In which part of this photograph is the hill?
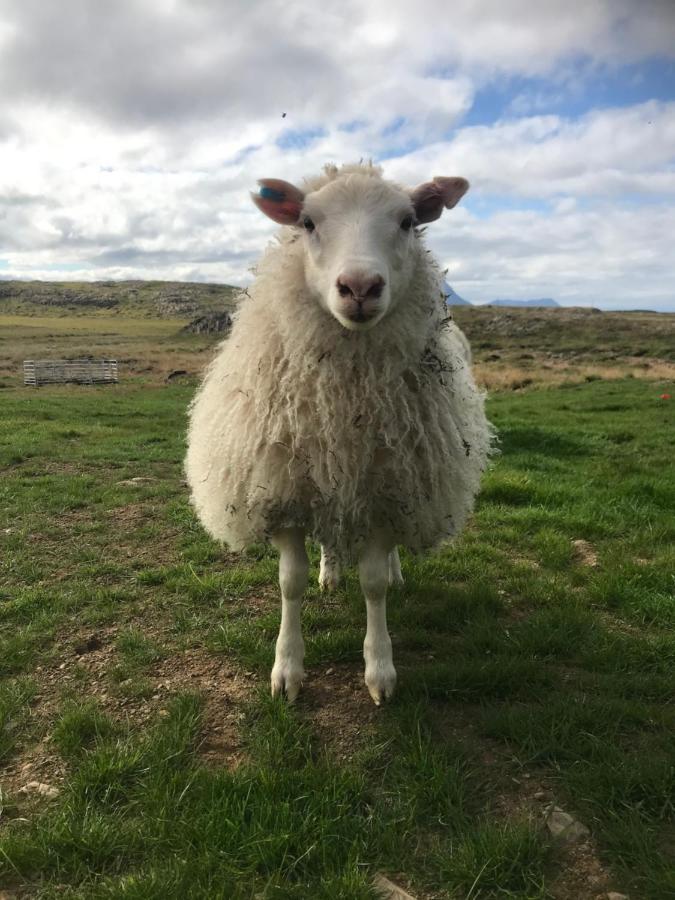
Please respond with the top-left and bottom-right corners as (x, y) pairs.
(442, 281), (472, 305)
(489, 298), (560, 308)
(0, 280), (240, 319)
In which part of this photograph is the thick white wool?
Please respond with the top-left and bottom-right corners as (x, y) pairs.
(185, 167), (492, 557)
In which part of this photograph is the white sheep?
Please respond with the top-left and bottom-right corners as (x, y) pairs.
(185, 163), (492, 705)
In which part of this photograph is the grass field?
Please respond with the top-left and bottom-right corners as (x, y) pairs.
(1, 369), (674, 898)
(2, 283), (675, 391)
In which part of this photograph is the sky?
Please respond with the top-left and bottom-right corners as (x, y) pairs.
(1, 0), (675, 310)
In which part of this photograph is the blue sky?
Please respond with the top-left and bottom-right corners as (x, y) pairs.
(463, 57), (675, 125)
(0, 0), (674, 310)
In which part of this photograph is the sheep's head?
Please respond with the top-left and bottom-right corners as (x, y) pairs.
(252, 168), (468, 332)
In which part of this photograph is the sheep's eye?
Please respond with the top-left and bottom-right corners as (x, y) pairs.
(302, 216), (315, 233)
(400, 214), (414, 231)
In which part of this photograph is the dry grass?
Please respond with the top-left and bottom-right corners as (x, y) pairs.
(2, 300), (672, 390)
(474, 356), (675, 391)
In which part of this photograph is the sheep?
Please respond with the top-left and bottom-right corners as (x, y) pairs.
(185, 162), (492, 705)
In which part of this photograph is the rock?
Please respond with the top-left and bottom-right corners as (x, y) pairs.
(74, 635), (102, 655)
(545, 805), (590, 842)
(607, 894), (629, 900)
(182, 310), (233, 335)
(373, 873), (418, 900)
(19, 781), (60, 799)
(533, 790), (548, 800)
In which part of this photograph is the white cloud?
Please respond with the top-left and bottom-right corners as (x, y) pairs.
(427, 202), (675, 310)
(0, 0), (674, 308)
(384, 102), (675, 197)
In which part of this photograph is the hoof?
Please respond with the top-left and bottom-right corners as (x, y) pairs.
(365, 663), (397, 706)
(318, 571), (340, 592)
(271, 663), (304, 703)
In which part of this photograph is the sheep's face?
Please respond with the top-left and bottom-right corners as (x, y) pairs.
(253, 170), (468, 332)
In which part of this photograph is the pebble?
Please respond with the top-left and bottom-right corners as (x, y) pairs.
(533, 790), (547, 800)
(116, 476), (158, 486)
(607, 894), (629, 900)
(372, 873), (418, 900)
(545, 805), (590, 842)
(19, 781), (60, 799)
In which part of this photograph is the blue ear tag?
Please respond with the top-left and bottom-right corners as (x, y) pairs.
(259, 186), (285, 202)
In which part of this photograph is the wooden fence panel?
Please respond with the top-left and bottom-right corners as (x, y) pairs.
(23, 359), (118, 387)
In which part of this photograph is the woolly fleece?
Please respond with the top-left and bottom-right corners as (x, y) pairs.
(185, 165), (492, 557)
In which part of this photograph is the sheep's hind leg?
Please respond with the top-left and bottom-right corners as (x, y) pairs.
(359, 531), (397, 705)
(388, 547), (404, 586)
(319, 545), (341, 592)
(270, 528), (308, 702)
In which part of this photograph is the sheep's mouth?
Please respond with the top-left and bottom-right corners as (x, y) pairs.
(337, 311), (383, 332)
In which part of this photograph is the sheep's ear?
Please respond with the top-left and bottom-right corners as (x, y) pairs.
(251, 178), (304, 225)
(410, 177), (469, 224)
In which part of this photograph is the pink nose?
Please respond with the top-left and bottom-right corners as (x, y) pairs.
(336, 273), (385, 300)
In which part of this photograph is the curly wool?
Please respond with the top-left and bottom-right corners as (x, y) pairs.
(185, 171), (493, 558)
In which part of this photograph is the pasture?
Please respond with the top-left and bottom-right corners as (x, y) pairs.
(0, 306), (674, 898)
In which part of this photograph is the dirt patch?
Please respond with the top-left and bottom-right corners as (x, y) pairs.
(298, 662), (381, 760)
(572, 540), (599, 567)
(0, 626), (255, 816)
(489, 774), (621, 900)
(429, 704), (621, 900)
(548, 837), (617, 900)
(153, 649), (254, 769)
(105, 502), (154, 528)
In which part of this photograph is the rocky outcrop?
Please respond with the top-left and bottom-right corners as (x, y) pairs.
(182, 311), (233, 334)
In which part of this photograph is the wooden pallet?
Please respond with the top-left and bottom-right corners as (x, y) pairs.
(23, 359), (119, 387)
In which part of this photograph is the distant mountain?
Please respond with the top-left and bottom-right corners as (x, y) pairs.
(442, 281), (471, 306)
(489, 298), (560, 308)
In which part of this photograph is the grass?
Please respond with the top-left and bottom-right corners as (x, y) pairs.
(1, 695), (551, 898)
(0, 362), (674, 896)
(0, 679), (36, 763)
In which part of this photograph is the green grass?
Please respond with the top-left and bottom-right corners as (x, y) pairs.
(1, 376), (674, 897)
(0, 678), (36, 763)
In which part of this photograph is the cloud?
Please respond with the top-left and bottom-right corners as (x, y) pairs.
(2, 0), (674, 134)
(384, 101), (675, 197)
(427, 202), (675, 311)
(1, 0), (674, 308)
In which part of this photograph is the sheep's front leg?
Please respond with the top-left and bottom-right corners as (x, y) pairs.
(270, 527), (308, 702)
(388, 547), (404, 586)
(319, 545), (341, 592)
(359, 532), (397, 705)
